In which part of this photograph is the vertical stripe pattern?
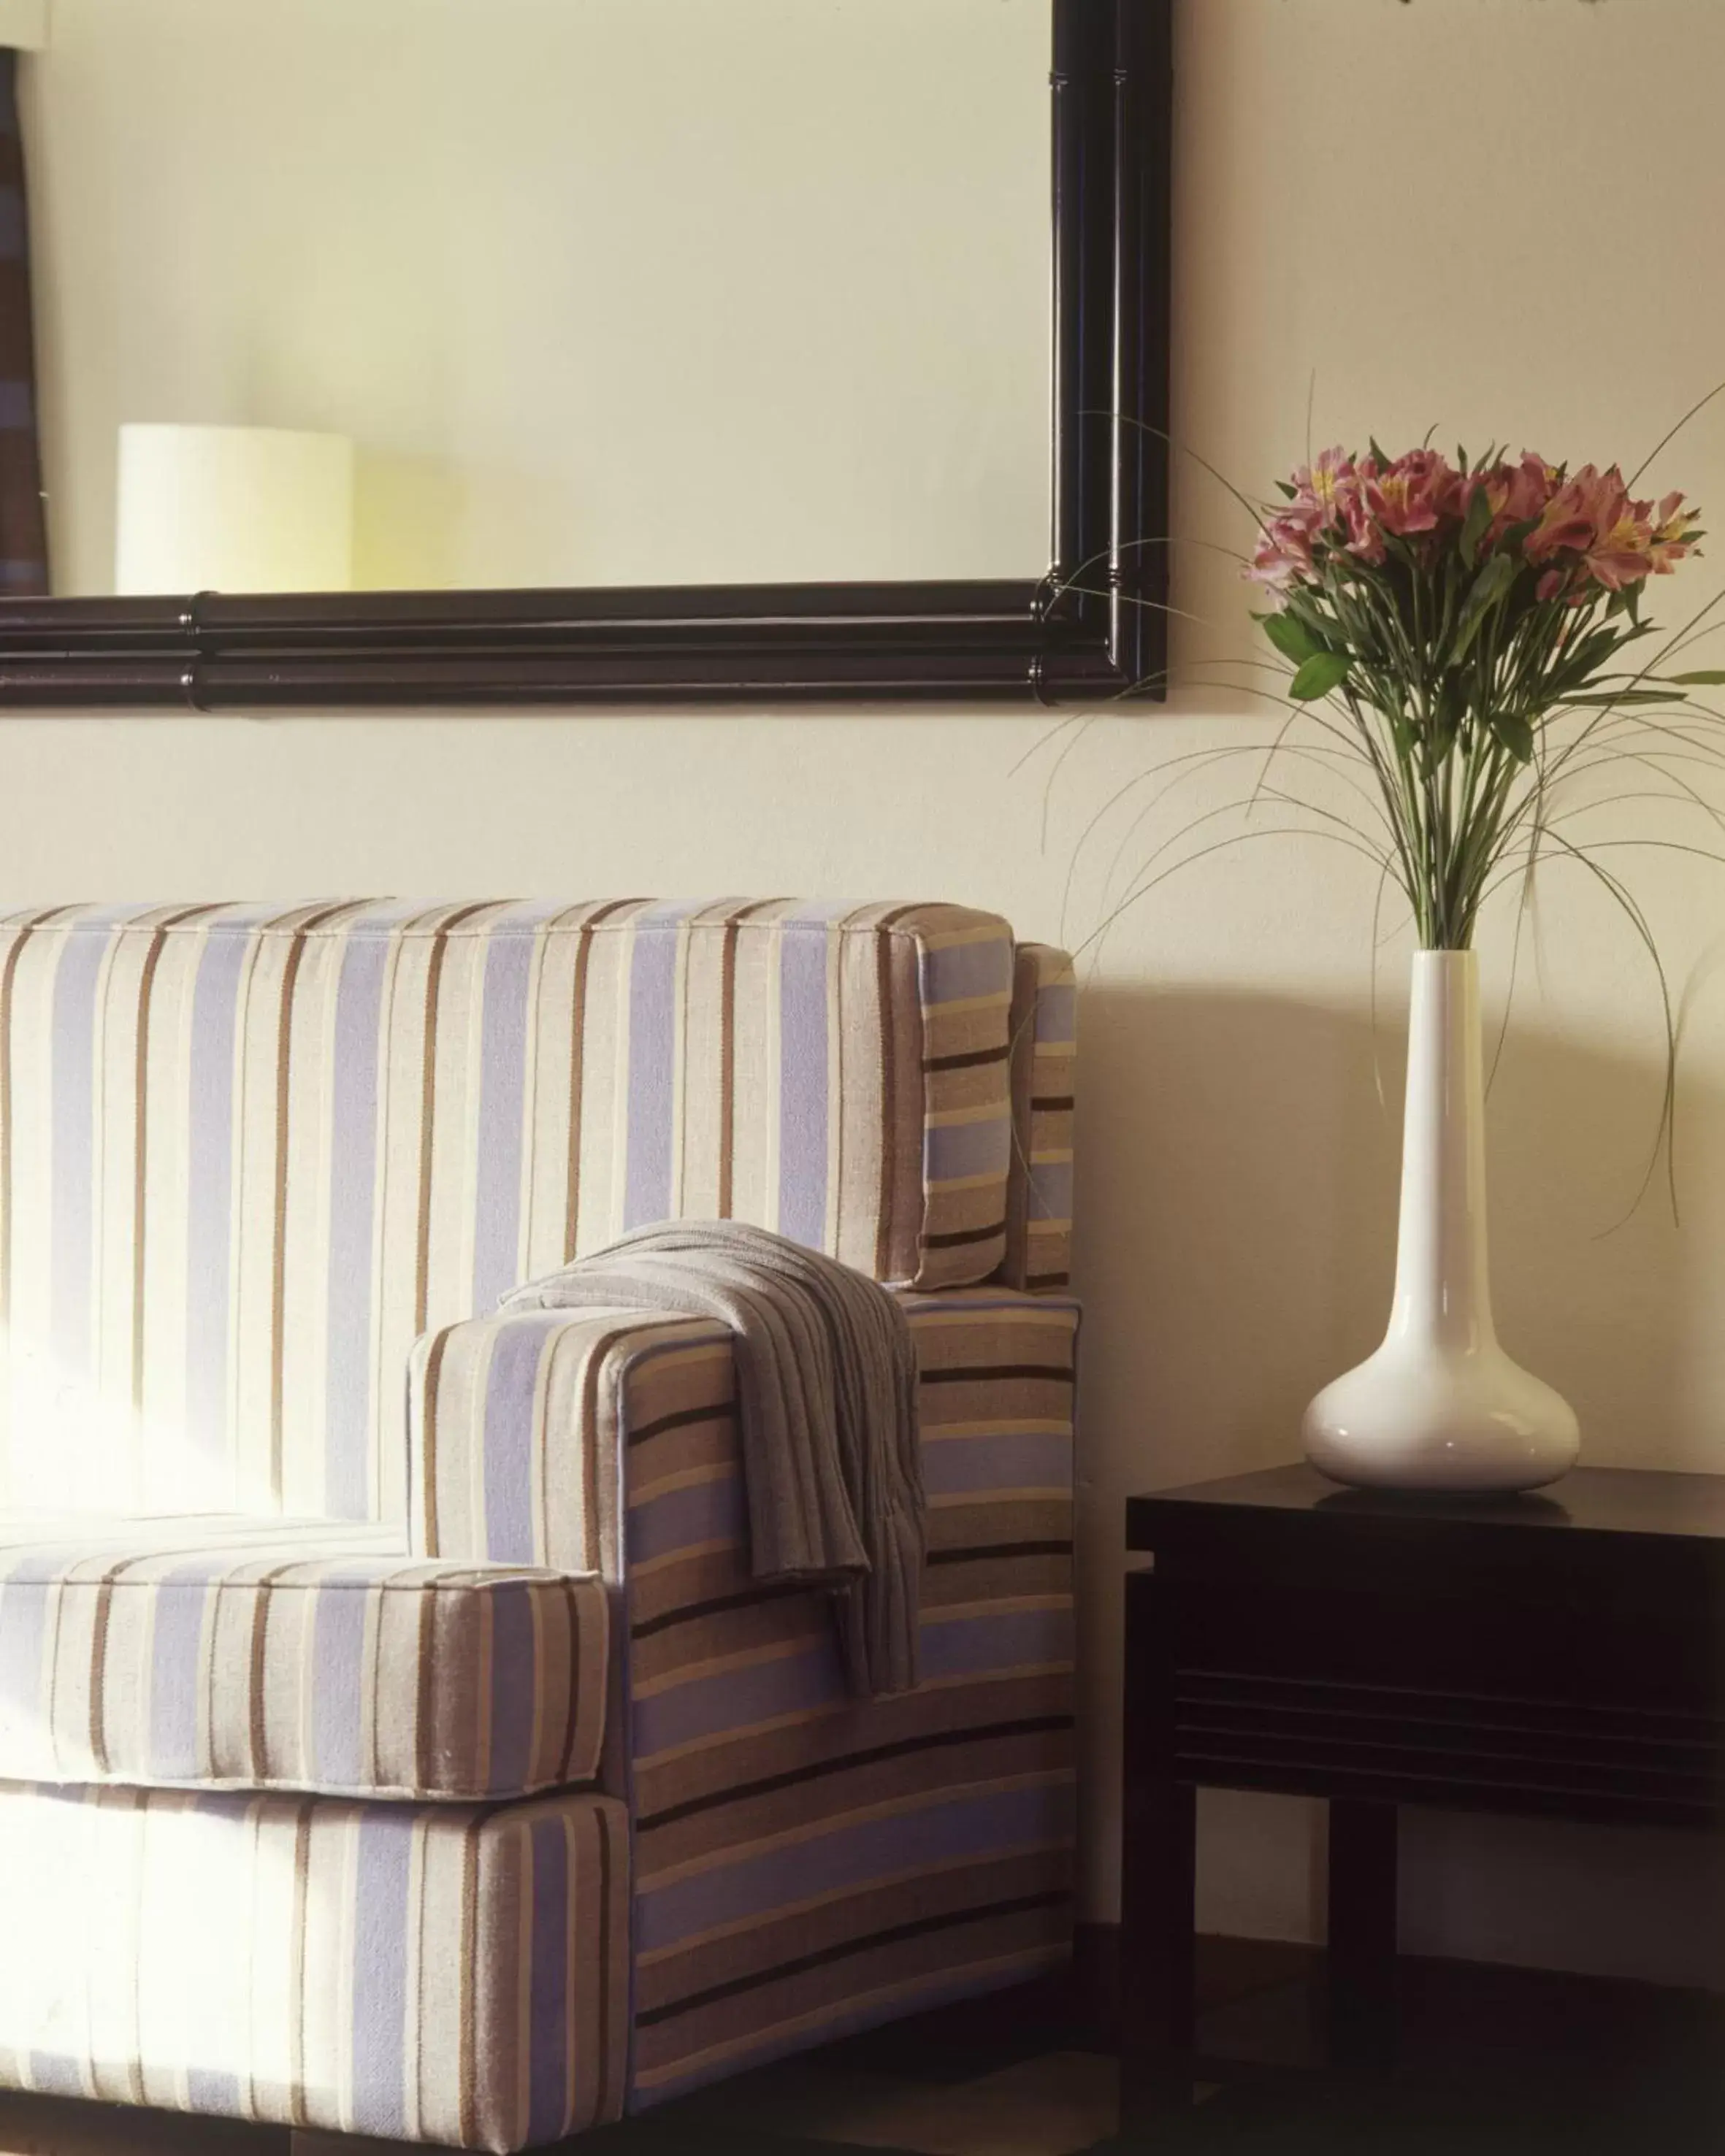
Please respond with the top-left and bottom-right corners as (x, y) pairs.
(0, 1782), (628, 2152)
(0, 897), (1076, 2147)
(0, 901), (1019, 1523)
(0, 1516), (609, 1800)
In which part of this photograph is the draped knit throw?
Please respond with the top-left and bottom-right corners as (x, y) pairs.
(500, 1220), (925, 1697)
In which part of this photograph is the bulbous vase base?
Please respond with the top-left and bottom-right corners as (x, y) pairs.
(1303, 1343), (1580, 1493)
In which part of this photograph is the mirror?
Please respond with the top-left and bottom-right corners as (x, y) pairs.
(0, 0), (1169, 711)
(26, 0), (1054, 599)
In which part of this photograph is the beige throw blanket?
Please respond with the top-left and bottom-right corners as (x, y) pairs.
(500, 1220), (924, 1697)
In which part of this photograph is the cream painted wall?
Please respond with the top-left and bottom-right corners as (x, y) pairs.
(9, 0), (1725, 1982)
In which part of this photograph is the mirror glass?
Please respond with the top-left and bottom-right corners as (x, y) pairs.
(23, 0), (1054, 598)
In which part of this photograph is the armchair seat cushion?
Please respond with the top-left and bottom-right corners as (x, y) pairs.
(0, 1515), (609, 1802)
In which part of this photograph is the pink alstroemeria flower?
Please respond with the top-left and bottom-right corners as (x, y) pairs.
(1247, 511), (1318, 591)
(1572, 469), (1659, 591)
(1586, 515), (1657, 590)
(1525, 463), (1618, 566)
(1477, 451), (1559, 542)
(1341, 483), (1388, 565)
(1239, 440), (1701, 612)
(1649, 491), (1702, 574)
(1290, 447), (1357, 529)
(1365, 449), (1460, 537)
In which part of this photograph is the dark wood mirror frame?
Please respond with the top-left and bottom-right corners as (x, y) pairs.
(0, 0), (1170, 712)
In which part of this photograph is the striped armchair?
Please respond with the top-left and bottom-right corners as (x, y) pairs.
(0, 901), (1078, 2152)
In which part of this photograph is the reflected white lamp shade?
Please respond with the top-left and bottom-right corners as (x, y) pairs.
(115, 423), (354, 594)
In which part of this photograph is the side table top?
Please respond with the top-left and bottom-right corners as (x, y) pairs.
(1127, 1461), (1725, 1549)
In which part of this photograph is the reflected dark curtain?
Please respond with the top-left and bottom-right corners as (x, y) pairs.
(0, 50), (47, 596)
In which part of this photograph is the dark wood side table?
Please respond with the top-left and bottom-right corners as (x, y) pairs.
(1120, 1463), (1725, 2120)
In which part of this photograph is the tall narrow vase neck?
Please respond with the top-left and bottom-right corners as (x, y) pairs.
(1388, 949), (1497, 1351)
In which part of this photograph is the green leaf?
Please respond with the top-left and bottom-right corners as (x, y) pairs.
(1547, 625), (1629, 695)
(1284, 590), (1337, 639)
(1491, 711), (1534, 763)
(1450, 552), (1517, 662)
(1669, 669), (1725, 684)
(1457, 485), (1493, 568)
(1274, 480), (1298, 501)
(1261, 611), (1323, 665)
(1288, 651), (1351, 701)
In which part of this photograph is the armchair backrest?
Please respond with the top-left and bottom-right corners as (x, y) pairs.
(0, 899), (1056, 1522)
(1003, 943), (1077, 1292)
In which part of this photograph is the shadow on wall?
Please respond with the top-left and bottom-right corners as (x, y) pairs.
(1068, 981), (1716, 1957)
(1074, 981), (1701, 1490)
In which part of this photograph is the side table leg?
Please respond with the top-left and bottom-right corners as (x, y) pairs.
(1119, 1566), (1197, 2128)
(1327, 1798), (1399, 2069)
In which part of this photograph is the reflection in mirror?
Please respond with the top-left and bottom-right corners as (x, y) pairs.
(22, 0), (1054, 599)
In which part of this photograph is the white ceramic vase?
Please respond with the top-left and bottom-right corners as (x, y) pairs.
(1303, 949), (1580, 1493)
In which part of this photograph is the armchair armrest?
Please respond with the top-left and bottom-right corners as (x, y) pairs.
(408, 1283), (1080, 2079)
(408, 1306), (736, 1573)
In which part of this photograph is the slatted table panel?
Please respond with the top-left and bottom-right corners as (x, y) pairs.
(1120, 1463), (1725, 2121)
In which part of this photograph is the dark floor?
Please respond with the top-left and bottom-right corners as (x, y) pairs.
(583, 1949), (1725, 2156)
(6, 1949), (1725, 2155)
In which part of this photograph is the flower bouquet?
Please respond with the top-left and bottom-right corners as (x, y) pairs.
(1245, 443), (1710, 1489)
(1250, 446), (1705, 949)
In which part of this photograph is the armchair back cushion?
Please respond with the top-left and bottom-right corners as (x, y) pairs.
(1002, 943), (1076, 1292)
(0, 899), (1015, 1520)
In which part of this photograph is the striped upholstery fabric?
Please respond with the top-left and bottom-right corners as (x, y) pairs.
(1002, 944), (1076, 1292)
(0, 895), (1079, 2148)
(0, 1516), (609, 1800)
(410, 1285), (1079, 2104)
(0, 899), (1015, 1527)
(415, 1309), (727, 1580)
(0, 1779), (629, 2152)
